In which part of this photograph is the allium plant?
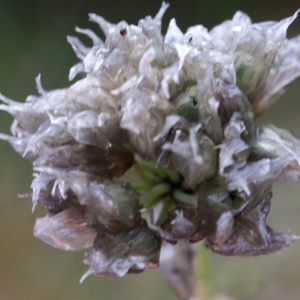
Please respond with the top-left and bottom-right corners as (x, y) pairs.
(1, 2), (300, 299)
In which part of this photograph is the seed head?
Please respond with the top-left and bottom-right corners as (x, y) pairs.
(1, 3), (300, 299)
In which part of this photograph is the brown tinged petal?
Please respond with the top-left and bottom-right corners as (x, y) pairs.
(33, 143), (133, 177)
(149, 205), (201, 243)
(81, 220), (161, 280)
(198, 177), (248, 242)
(34, 207), (96, 251)
(34, 167), (140, 233)
(206, 193), (300, 257)
(2, 2), (300, 289)
(214, 79), (256, 140)
(81, 181), (141, 233)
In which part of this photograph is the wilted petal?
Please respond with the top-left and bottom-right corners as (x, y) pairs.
(254, 125), (300, 163)
(34, 168), (139, 232)
(218, 112), (250, 174)
(214, 211), (235, 246)
(207, 193), (299, 256)
(31, 172), (56, 211)
(252, 125), (300, 184)
(210, 11), (251, 53)
(0, 93), (48, 133)
(214, 79), (256, 139)
(34, 208), (96, 251)
(67, 110), (122, 148)
(1, 2), (300, 288)
(81, 181), (140, 232)
(164, 125), (216, 189)
(34, 143), (132, 177)
(227, 157), (290, 196)
(251, 35), (300, 114)
(198, 178), (247, 242)
(81, 221), (161, 280)
(150, 205), (200, 243)
(234, 11), (299, 101)
(195, 73), (224, 144)
(184, 25), (211, 50)
(24, 121), (72, 157)
(119, 87), (175, 159)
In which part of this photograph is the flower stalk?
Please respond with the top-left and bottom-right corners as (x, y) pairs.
(192, 243), (215, 300)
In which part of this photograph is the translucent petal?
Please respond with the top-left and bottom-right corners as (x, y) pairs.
(34, 208), (96, 251)
(81, 221), (161, 279)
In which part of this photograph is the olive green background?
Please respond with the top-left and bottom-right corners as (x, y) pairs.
(1, 0), (300, 299)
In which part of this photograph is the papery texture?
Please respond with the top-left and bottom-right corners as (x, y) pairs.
(1, 3), (300, 292)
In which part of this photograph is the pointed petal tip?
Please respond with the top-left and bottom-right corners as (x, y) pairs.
(154, 2), (170, 22)
(79, 269), (93, 283)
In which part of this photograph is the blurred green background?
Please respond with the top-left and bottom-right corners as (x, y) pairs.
(1, 0), (300, 299)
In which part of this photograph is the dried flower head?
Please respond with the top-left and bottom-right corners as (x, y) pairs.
(1, 2), (300, 299)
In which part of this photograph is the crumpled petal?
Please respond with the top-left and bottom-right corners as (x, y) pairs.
(206, 192), (299, 257)
(218, 112), (250, 175)
(1, 2), (300, 289)
(163, 125), (216, 189)
(81, 220), (161, 280)
(234, 10), (299, 100)
(149, 205), (200, 243)
(34, 208), (96, 251)
(251, 35), (300, 114)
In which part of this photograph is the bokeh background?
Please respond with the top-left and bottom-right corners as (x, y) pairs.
(1, 0), (300, 299)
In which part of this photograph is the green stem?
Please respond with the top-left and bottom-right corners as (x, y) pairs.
(192, 242), (215, 300)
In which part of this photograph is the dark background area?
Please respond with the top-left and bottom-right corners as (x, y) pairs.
(1, 0), (300, 299)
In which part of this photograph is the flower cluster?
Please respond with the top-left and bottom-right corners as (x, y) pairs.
(1, 2), (300, 296)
